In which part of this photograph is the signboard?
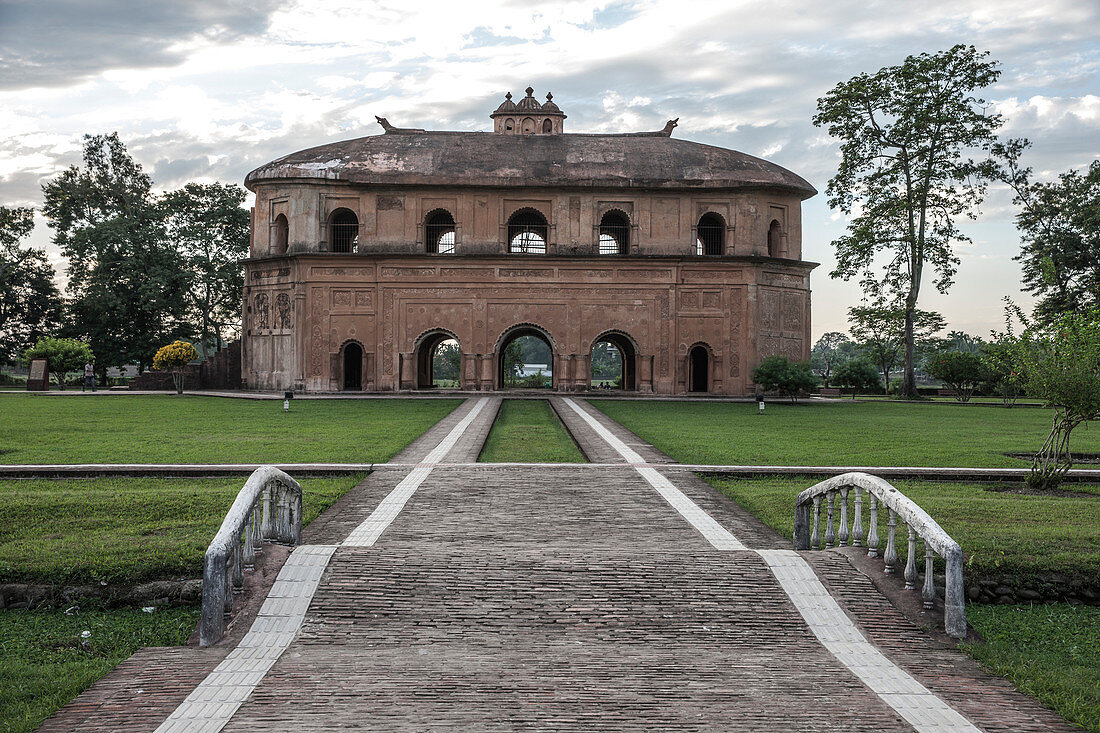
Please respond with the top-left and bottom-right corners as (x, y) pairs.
(27, 358), (49, 391)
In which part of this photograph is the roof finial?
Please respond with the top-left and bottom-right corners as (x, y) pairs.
(505, 92), (512, 101)
(546, 92), (553, 101)
(525, 86), (534, 97)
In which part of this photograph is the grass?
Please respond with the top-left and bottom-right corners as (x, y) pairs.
(0, 475), (364, 585)
(706, 476), (1100, 579)
(0, 395), (461, 464)
(964, 604), (1100, 733)
(479, 399), (586, 463)
(0, 605), (200, 733)
(589, 399), (1100, 467)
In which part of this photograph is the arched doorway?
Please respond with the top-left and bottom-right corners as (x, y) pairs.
(688, 344), (709, 393)
(497, 326), (554, 389)
(416, 332), (461, 389)
(590, 331), (637, 390)
(343, 342), (363, 391)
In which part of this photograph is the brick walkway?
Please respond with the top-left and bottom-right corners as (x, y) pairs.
(42, 397), (1074, 732)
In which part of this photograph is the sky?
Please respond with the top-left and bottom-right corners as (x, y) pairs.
(1, 0), (1098, 342)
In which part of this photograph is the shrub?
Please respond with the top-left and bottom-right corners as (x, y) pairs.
(927, 351), (991, 402)
(832, 358), (881, 399)
(23, 338), (94, 391)
(751, 356), (818, 402)
(152, 341), (199, 394)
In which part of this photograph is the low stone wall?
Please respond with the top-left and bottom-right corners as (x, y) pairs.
(967, 572), (1098, 606)
(0, 579), (203, 609)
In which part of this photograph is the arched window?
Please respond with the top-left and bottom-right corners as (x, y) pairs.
(330, 209), (358, 253)
(425, 209), (456, 254)
(507, 209), (548, 254)
(542, 118), (553, 133)
(505, 118), (515, 131)
(599, 211), (630, 255)
(521, 117), (535, 134)
(272, 214), (288, 255)
(768, 219), (782, 257)
(696, 213), (724, 256)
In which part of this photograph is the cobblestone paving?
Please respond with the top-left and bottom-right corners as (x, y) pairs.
(41, 396), (1076, 732)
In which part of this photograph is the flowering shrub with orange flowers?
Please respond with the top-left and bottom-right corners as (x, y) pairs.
(153, 341), (199, 394)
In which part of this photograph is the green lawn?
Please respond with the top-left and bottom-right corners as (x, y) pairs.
(590, 399), (1100, 467)
(0, 475), (364, 585)
(0, 606), (199, 733)
(479, 399), (586, 463)
(965, 604), (1100, 733)
(0, 395), (461, 464)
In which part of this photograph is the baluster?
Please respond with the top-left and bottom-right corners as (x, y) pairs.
(811, 495), (822, 549)
(252, 505), (263, 553)
(824, 492), (836, 548)
(922, 545), (936, 609)
(261, 484), (273, 539)
(223, 558), (233, 615)
(852, 488), (864, 547)
(883, 509), (898, 573)
(243, 518), (255, 569)
(838, 487), (850, 546)
(232, 536), (244, 592)
(904, 525), (919, 590)
(866, 496), (879, 558)
(277, 489), (289, 542)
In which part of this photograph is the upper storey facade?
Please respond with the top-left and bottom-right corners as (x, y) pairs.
(244, 89), (816, 264)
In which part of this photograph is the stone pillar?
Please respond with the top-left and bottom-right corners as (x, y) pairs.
(363, 352), (375, 390)
(399, 352), (416, 390)
(479, 354), (494, 390)
(639, 354), (654, 392)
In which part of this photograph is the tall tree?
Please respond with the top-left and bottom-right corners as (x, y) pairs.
(997, 147), (1100, 323)
(0, 206), (63, 364)
(810, 331), (855, 387)
(160, 183), (249, 356)
(848, 301), (944, 388)
(813, 45), (1005, 398)
(42, 133), (190, 373)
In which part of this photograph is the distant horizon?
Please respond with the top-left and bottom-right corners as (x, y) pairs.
(2, 0), (1097, 344)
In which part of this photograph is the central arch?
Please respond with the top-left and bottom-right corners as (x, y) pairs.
(342, 341), (363, 391)
(688, 343), (711, 393)
(496, 324), (555, 389)
(590, 330), (637, 390)
(415, 329), (461, 389)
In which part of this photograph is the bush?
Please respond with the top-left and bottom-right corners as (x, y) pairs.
(832, 358), (881, 399)
(751, 356), (818, 402)
(152, 341), (199, 394)
(928, 351), (990, 402)
(23, 338), (94, 391)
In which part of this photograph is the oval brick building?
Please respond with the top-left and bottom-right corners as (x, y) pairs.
(241, 89), (817, 394)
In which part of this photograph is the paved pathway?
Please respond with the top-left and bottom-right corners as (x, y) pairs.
(42, 397), (1073, 732)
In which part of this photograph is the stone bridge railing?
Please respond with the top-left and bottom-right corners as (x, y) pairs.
(793, 472), (966, 638)
(200, 466), (303, 646)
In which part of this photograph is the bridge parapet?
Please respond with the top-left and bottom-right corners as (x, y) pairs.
(793, 471), (966, 638)
(200, 466), (302, 646)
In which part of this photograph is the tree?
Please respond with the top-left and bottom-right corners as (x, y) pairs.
(832, 358), (881, 399)
(751, 355), (818, 402)
(927, 351), (989, 402)
(432, 341), (460, 381)
(813, 45), (1006, 399)
(591, 341), (623, 381)
(848, 301), (944, 388)
(153, 340), (199, 394)
(24, 337), (93, 390)
(42, 133), (191, 376)
(0, 206), (62, 364)
(997, 148), (1100, 323)
(161, 183), (249, 355)
(1011, 308), (1100, 489)
(810, 331), (855, 387)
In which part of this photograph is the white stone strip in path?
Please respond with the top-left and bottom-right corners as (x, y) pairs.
(155, 544), (337, 733)
(342, 396), (491, 546)
(563, 398), (981, 733)
(562, 398), (744, 550)
(155, 397), (490, 732)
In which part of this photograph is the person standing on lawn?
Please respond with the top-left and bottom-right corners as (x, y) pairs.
(83, 361), (95, 392)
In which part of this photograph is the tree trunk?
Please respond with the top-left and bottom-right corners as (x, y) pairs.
(901, 305), (919, 399)
(1028, 413), (1078, 490)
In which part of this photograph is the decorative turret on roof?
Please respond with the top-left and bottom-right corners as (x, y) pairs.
(490, 87), (566, 134)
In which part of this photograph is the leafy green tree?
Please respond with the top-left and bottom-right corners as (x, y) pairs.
(24, 337), (93, 390)
(981, 337), (1022, 407)
(927, 351), (989, 402)
(813, 45), (1007, 399)
(160, 183), (249, 355)
(1012, 307), (1100, 489)
(848, 301), (944, 388)
(832, 358), (881, 399)
(751, 355), (818, 402)
(0, 206), (62, 364)
(810, 331), (855, 387)
(591, 341), (623, 380)
(42, 133), (190, 374)
(997, 147), (1100, 323)
(432, 341), (460, 381)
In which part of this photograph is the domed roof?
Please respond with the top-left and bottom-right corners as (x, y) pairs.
(493, 92), (516, 113)
(515, 86), (541, 111)
(541, 92), (562, 114)
(245, 129), (816, 198)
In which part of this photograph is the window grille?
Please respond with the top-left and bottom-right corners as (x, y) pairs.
(599, 211), (630, 255)
(696, 213), (724, 256)
(508, 210), (548, 254)
(425, 210), (456, 254)
(330, 209), (358, 253)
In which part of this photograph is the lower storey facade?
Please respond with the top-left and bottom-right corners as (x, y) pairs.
(241, 255), (814, 395)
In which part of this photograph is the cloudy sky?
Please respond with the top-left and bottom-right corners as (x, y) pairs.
(1, 0), (1098, 340)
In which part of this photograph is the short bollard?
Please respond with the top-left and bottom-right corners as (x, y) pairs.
(756, 393), (765, 414)
(283, 390), (294, 413)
